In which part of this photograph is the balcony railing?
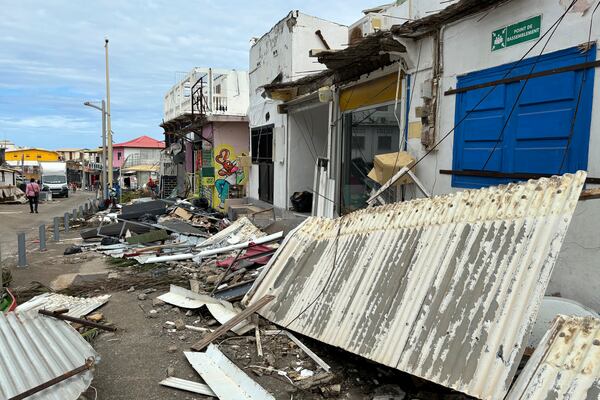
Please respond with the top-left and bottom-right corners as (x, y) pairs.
(163, 68), (248, 122)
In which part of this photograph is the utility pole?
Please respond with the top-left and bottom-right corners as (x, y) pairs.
(105, 37), (113, 189)
(101, 100), (108, 200)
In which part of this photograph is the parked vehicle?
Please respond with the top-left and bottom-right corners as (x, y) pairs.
(39, 161), (69, 198)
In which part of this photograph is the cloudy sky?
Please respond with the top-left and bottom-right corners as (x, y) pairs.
(0, 1), (383, 150)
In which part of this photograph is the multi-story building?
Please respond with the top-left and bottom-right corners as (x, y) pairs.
(260, 0), (600, 310)
(162, 68), (250, 209)
(112, 136), (165, 189)
(247, 11), (348, 213)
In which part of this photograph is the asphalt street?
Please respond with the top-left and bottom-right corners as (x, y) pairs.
(0, 190), (96, 255)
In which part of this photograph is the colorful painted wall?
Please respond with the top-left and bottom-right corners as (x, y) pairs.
(199, 121), (249, 210)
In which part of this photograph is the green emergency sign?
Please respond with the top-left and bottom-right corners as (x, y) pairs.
(491, 15), (541, 51)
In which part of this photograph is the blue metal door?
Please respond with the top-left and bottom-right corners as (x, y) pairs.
(452, 46), (595, 188)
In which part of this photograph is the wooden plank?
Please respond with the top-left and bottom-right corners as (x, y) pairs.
(444, 59), (600, 96)
(580, 188), (600, 201)
(190, 295), (275, 351)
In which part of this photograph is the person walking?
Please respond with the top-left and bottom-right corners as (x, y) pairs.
(25, 178), (40, 214)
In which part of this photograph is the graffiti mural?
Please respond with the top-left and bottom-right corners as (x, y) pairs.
(213, 145), (247, 209)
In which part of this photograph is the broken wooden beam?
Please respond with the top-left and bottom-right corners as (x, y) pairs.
(191, 295), (275, 351)
(39, 309), (117, 331)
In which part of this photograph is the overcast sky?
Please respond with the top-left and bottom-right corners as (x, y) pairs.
(0, 1), (383, 150)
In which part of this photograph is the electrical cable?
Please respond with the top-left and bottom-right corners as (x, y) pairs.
(559, 0), (600, 173)
(481, 5), (573, 171)
(374, 0), (580, 199)
(263, 219), (344, 344)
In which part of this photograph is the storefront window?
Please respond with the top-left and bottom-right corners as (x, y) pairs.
(341, 103), (401, 214)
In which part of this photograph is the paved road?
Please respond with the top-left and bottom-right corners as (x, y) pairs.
(0, 191), (96, 254)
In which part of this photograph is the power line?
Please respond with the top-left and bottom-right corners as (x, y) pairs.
(481, 2), (575, 171)
(375, 0), (580, 199)
(559, 0), (600, 173)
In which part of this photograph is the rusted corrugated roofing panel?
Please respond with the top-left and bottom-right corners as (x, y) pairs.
(245, 172), (586, 400)
(0, 311), (99, 400)
(507, 315), (600, 400)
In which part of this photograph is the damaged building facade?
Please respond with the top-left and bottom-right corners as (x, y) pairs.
(247, 11), (347, 212)
(162, 68), (249, 206)
(260, 0), (600, 311)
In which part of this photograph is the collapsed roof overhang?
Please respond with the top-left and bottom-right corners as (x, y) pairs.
(264, 30), (406, 102)
(245, 172), (587, 400)
(391, 0), (511, 39)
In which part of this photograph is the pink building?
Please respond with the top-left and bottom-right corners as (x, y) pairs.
(112, 135), (165, 168)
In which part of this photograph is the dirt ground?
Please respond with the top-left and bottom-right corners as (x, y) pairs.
(3, 213), (475, 400)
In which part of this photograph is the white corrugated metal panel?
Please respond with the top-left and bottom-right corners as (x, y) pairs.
(200, 217), (265, 248)
(158, 285), (219, 309)
(0, 311), (99, 400)
(507, 315), (600, 400)
(245, 172), (586, 400)
(16, 293), (111, 318)
(159, 377), (216, 397)
(185, 345), (275, 400)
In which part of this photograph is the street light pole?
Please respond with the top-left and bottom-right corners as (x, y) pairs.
(105, 37), (113, 190)
(83, 100), (108, 200)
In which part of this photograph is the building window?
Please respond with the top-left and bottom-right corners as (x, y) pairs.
(341, 104), (401, 214)
(377, 136), (392, 151)
(452, 45), (594, 188)
(251, 126), (273, 164)
(118, 152), (122, 161)
(352, 136), (365, 150)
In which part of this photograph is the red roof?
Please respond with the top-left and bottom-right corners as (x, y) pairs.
(112, 135), (165, 149)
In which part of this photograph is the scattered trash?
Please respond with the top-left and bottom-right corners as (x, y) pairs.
(64, 245), (83, 255)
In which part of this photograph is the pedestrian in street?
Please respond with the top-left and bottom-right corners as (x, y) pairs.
(25, 178), (40, 214)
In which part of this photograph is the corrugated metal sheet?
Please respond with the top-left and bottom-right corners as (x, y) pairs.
(246, 172), (586, 400)
(0, 311), (99, 400)
(158, 285), (219, 309)
(16, 293), (111, 318)
(200, 217), (265, 248)
(507, 315), (600, 400)
(159, 377), (216, 397)
(185, 345), (275, 400)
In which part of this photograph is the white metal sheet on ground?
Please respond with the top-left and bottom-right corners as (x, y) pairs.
(507, 315), (600, 400)
(159, 377), (216, 397)
(206, 302), (255, 335)
(185, 345), (274, 400)
(245, 172), (586, 400)
(158, 285), (219, 309)
(0, 311), (99, 400)
(16, 293), (111, 318)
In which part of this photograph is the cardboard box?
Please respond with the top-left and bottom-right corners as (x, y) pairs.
(367, 151), (416, 186)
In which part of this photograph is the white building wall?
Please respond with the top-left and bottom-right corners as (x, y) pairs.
(248, 11), (347, 210)
(399, 0), (600, 310)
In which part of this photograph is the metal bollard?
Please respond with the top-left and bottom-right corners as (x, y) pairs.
(64, 213), (70, 233)
(72, 209), (78, 219)
(39, 224), (47, 251)
(53, 217), (60, 241)
(17, 232), (26, 267)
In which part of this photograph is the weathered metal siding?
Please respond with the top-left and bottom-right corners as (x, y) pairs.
(507, 315), (600, 400)
(16, 293), (110, 319)
(0, 311), (99, 400)
(246, 172), (586, 400)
